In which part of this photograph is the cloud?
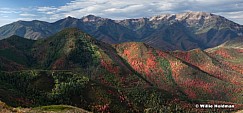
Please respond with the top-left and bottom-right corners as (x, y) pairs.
(35, 0), (243, 21)
(20, 13), (37, 17)
(37, 6), (57, 12)
(0, 8), (20, 14)
(1, 0), (243, 26)
(0, 18), (16, 27)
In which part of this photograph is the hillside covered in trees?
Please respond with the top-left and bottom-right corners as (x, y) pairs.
(0, 28), (242, 112)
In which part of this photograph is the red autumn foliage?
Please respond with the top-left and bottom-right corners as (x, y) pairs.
(236, 49), (243, 53)
(94, 104), (110, 112)
(183, 78), (215, 94)
(123, 49), (131, 57)
(213, 48), (234, 59)
(169, 60), (185, 80)
(184, 89), (197, 99)
(222, 60), (243, 75)
(52, 57), (66, 70)
(156, 50), (169, 58)
(101, 59), (120, 74)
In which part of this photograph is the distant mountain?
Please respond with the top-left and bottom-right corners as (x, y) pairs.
(0, 20), (55, 40)
(0, 28), (242, 112)
(118, 12), (243, 50)
(0, 12), (242, 50)
(221, 37), (243, 48)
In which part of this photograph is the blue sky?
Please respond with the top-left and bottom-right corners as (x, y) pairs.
(0, 0), (243, 26)
(0, 0), (71, 8)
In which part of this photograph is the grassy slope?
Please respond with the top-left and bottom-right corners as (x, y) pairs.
(0, 101), (91, 113)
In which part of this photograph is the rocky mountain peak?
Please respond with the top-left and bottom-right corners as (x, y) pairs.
(175, 11), (213, 20)
(148, 11), (215, 22)
(66, 16), (76, 19)
(81, 14), (106, 22)
(0, 12), (242, 51)
(149, 14), (175, 21)
(54, 16), (78, 25)
(61, 16), (77, 22)
(116, 18), (147, 26)
(171, 11), (225, 28)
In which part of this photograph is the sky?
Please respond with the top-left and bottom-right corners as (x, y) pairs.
(0, 0), (243, 26)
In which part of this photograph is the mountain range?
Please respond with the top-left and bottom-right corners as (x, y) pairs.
(0, 12), (243, 50)
(0, 28), (243, 112)
(1, 11), (243, 112)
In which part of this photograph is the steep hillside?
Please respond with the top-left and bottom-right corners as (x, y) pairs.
(0, 70), (143, 112)
(114, 42), (243, 105)
(206, 41), (243, 75)
(0, 12), (242, 50)
(31, 28), (151, 89)
(0, 35), (35, 71)
(171, 49), (243, 85)
(0, 20), (55, 40)
(222, 37), (243, 48)
(0, 29), (242, 112)
(0, 28), (149, 87)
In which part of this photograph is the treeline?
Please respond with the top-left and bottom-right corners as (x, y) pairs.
(0, 71), (89, 107)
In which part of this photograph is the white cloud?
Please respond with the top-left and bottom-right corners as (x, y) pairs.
(35, 0), (243, 23)
(20, 13), (37, 17)
(37, 7), (57, 12)
(1, 0), (243, 26)
(0, 8), (20, 14)
(16, 17), (37, 21)
(0, 18), (16, 27)
(215, 11), (243, 24)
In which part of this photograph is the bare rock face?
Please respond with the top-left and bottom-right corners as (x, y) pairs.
(0, 12), (243, 50)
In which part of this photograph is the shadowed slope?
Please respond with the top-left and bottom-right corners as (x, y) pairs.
(0, 29), (242, 112)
